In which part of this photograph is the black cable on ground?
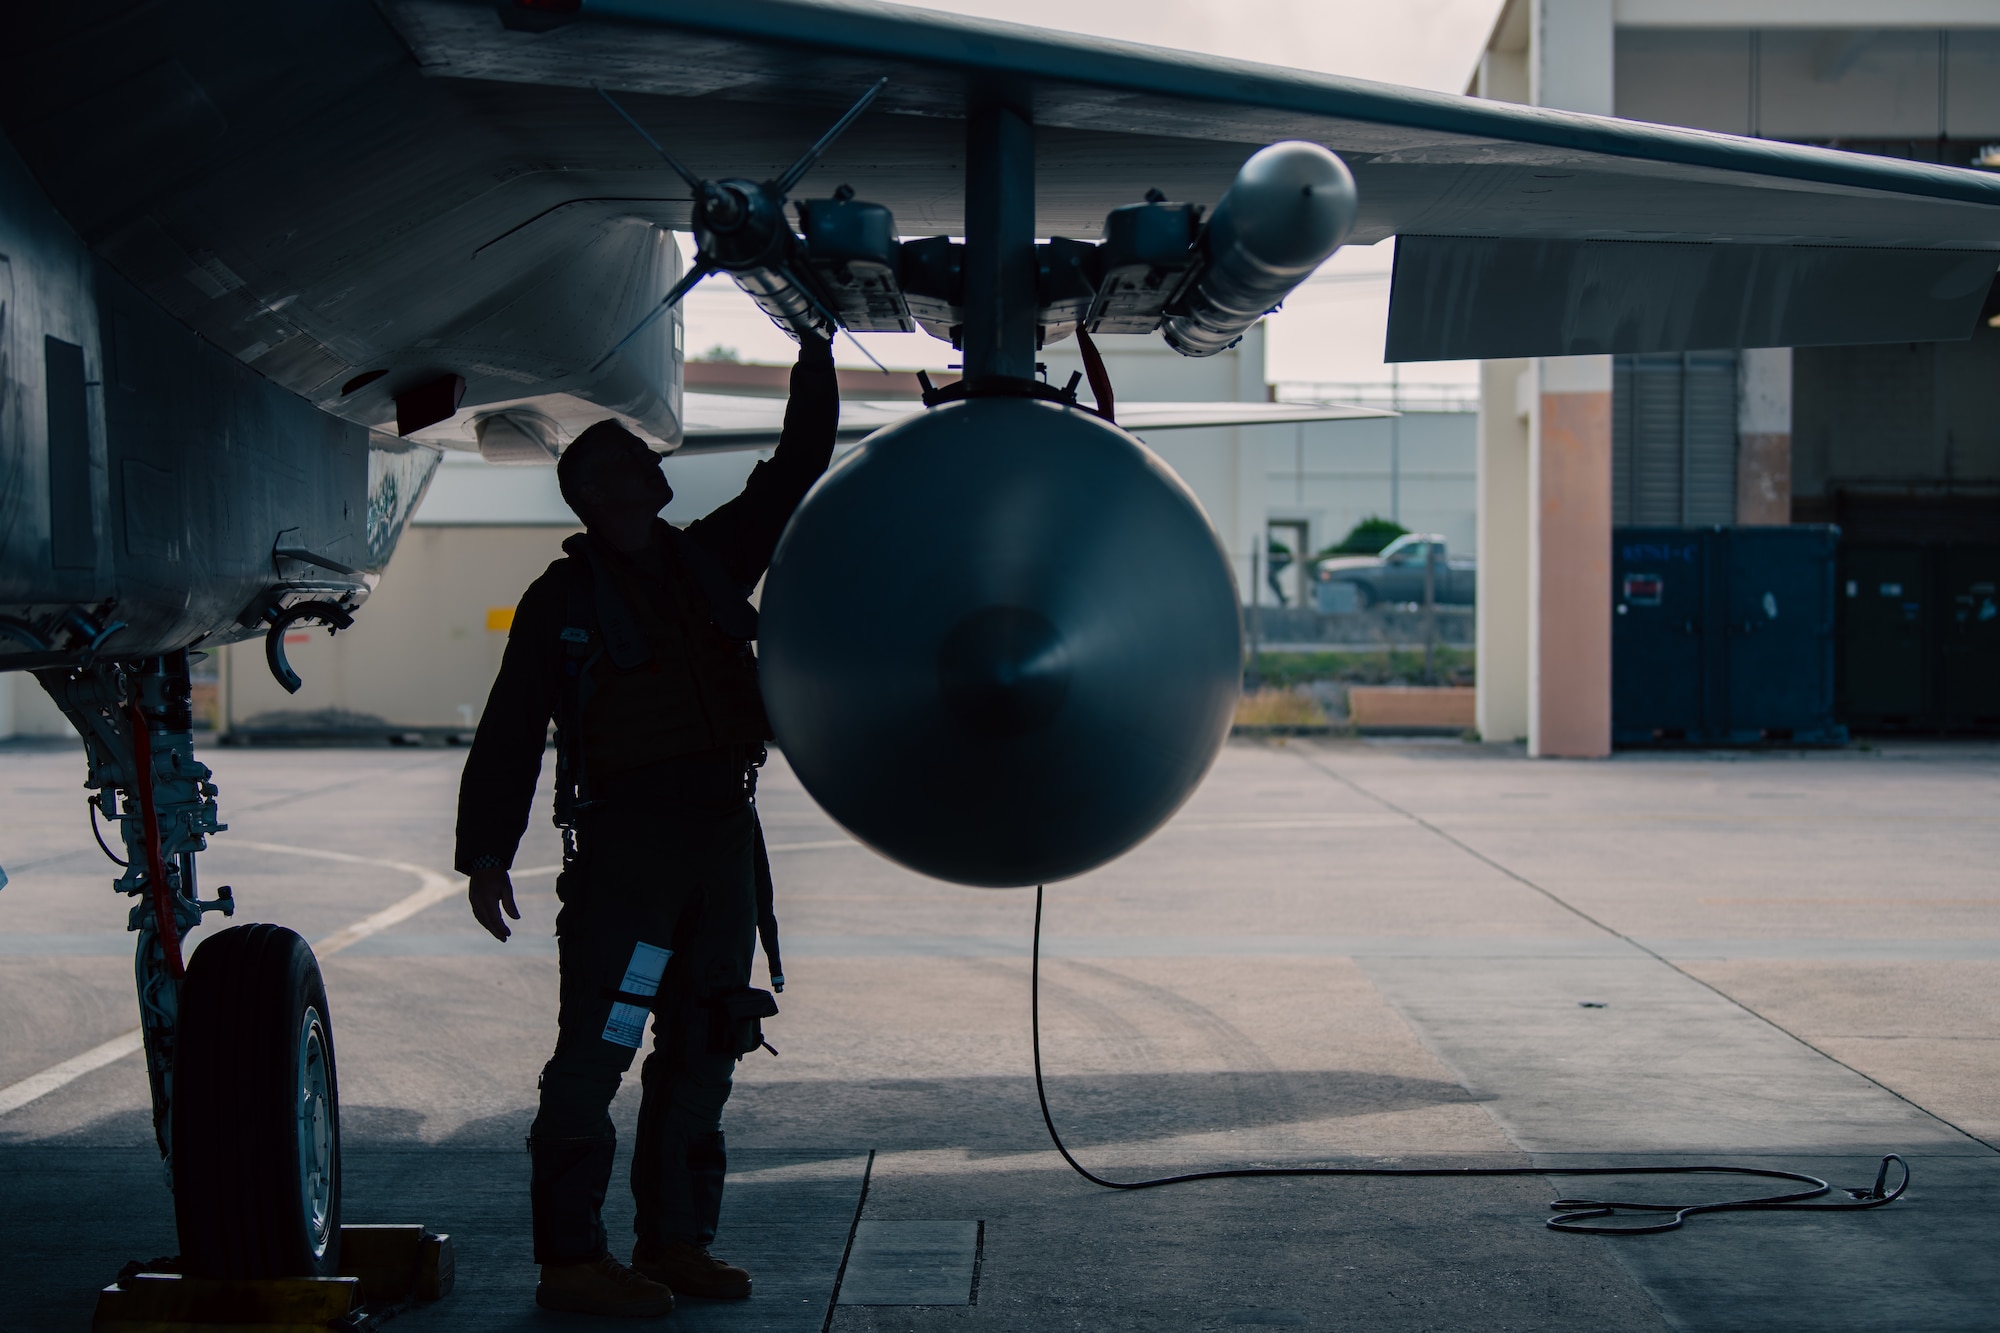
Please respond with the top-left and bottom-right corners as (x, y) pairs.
(1029, 886), (1909, 1235)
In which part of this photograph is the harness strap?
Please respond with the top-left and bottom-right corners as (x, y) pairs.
(552, 555), (602, 836)
(663, 524), (760, 642)
(570, 538), (651, 670)
(753, 818), (783, 992)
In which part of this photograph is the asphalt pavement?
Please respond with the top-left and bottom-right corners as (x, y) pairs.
(2, 734), (1997, 1331)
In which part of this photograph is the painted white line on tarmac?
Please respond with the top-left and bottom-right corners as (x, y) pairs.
(231, 840), (558, 957)
(0, 1030), (146, 1117)
(0, 841), (545, 1119)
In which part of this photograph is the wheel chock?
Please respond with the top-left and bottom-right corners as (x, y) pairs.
(337, 1225), (455, 1305)
(93, 1226), (453, 1330)
(92, 1274), (359, 1331)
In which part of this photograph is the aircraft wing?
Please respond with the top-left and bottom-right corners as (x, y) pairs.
(674, 395), (1395, 454)
(388, 0), (2000, 248)
(405, 393), (1394, 456)
(6, 0), (1998, 445)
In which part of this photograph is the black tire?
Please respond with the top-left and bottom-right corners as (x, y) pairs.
(1350, 583), (1376, 609)
(172, 924), (342, 1279)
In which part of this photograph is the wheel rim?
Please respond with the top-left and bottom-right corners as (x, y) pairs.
(297, 1007), (335, 1258)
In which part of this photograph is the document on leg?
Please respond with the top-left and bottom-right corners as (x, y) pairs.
(603, 942), (673, 1049)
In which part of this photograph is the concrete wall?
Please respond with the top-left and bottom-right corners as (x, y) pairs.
(1477, 359), (1533, 743)
(1472, 0), (1617, 757)
(1466, 0), (2000, 753)
(1737, 347), (1793, 526)
(415, 443), (772, 529)
(1530, 357), (1614, 758)
(1616, 26), (2000, 139)
(1042, 328), (1269, 601)
(220, 525), (580, 731)
(1044, 328), (1476, 603)
(1793, 322), (2000, 506)
(0, 672), (75, 740)
(1259, 413), (1478, 559)
(195, 325), (1484, 733)
(214, 442), (803, 732)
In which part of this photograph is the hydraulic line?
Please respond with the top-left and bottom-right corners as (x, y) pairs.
(1029, 886), (1907, 1235)
(126, 703), (186, 980)
(88, 795), (129, 867)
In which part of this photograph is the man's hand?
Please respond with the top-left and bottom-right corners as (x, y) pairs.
(797, 328), (834, 366)
(469, 867), (520, 942)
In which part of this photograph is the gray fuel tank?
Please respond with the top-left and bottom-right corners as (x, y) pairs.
(758, 397), (1242, 888)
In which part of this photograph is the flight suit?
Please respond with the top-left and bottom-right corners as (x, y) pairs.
(454, 341), (836, 1263)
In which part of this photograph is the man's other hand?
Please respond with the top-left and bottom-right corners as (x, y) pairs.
(469, 867), (520, 941)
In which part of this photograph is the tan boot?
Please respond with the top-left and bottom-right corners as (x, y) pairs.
(631, 1238), (753, 1300)
(536, 1253), (677, 1317)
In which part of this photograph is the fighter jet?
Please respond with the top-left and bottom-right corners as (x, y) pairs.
(2, 0), (1996, 1285)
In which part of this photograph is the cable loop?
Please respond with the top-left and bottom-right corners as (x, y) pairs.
(1030, 886), (1910, 1235)
(88, 795), (129, 867)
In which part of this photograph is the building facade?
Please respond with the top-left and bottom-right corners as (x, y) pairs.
(1469, 1), (2000, 754)
(1041, 329), (1476, 611)
(0, 328), (1477, 738)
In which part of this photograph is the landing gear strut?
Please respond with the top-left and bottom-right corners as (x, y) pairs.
(37, 653), (343, 1278)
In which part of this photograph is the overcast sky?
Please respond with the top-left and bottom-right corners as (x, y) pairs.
(677, 0), (1506, 389)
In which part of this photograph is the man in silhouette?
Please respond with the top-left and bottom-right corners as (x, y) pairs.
(456, 334), (835, 1317)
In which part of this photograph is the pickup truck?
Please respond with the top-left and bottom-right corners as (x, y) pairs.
(1311, 534), (1477, 611)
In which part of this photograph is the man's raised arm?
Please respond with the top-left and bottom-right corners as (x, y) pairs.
(687, 333), (839, 587)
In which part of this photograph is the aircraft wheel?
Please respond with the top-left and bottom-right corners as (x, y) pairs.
(172, 924), (342, 1278)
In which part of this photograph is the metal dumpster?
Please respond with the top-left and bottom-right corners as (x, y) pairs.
(1612, 525), (1845, 746)
(1839, 542), (2000, 733)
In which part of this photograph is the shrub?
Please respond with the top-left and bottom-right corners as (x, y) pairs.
(1321, 516), (1408, 557)
(1233, 687), (1328, 728)
(1251, 648), (1476, 688)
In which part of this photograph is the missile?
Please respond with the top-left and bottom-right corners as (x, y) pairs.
(693, 178), (834, 340)
(1162, 141), (1358, 357)
(591, 81), (890, 362)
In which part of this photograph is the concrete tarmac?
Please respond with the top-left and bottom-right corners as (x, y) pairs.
(2, 735), (1997, 1330)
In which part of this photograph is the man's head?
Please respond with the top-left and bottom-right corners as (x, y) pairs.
(558, 420), (673, 531)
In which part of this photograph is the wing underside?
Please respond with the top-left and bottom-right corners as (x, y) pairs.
(4, 0), (1997, 440)
(409, 393), (1394, 457)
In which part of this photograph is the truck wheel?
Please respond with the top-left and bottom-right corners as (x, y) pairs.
(172, 924), (342, 1278)
(1351, 584), (1376, 609)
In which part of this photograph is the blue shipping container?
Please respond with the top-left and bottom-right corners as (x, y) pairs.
(1612, 526), (1846, 746)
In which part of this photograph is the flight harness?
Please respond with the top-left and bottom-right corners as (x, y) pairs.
(549, 529), (785, 996)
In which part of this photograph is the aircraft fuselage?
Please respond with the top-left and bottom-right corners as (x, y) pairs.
(2, 133), (371, 671)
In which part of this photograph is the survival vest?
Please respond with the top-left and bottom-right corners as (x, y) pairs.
(549, 522), (784, 990)
(554, 525), (766, 780)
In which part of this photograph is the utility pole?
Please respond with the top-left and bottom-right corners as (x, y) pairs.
(1389, 363), (1401, 524)
(1246, 545), (1262, 690)
(1421, 538), (1437, 685)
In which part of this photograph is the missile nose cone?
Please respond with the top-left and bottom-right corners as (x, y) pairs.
(1161, 141), (1358, 358)
(1216, 141), (1357, 273)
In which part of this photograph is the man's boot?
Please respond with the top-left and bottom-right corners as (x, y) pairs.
(537, 1254), (677, 1317)
(631, 1238), (752, 1300)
